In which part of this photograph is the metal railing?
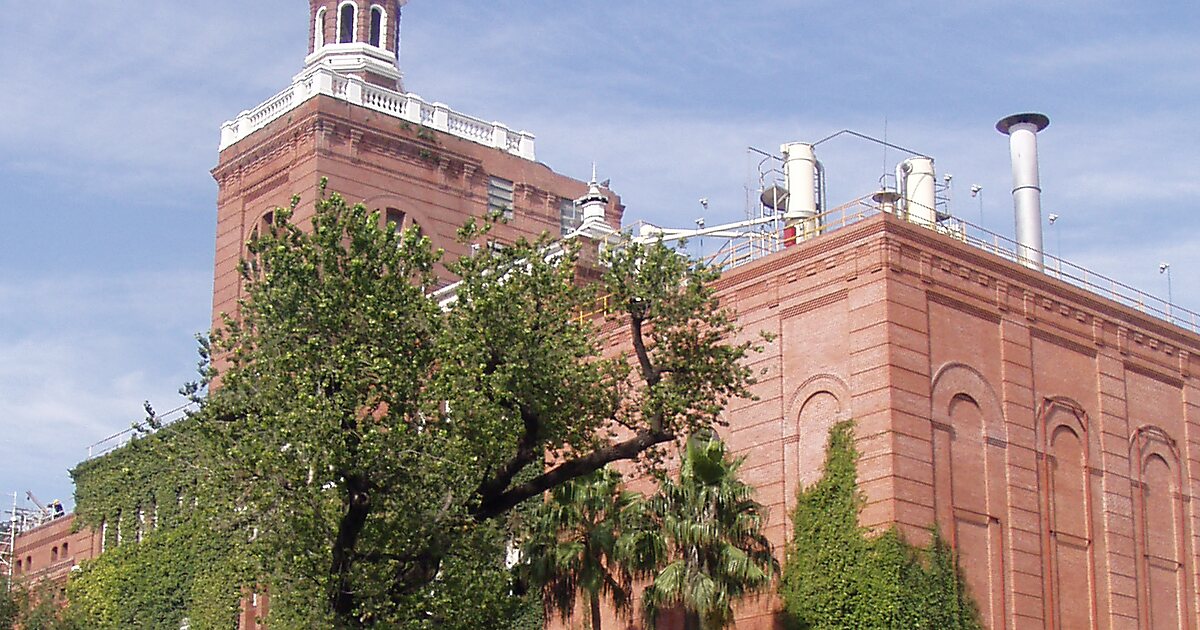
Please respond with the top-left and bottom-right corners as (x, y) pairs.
(618, 195), (1200, 334)
(85, 402), (198, 460)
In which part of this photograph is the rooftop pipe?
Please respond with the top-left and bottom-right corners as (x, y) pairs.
(997, 112), (1050, 270)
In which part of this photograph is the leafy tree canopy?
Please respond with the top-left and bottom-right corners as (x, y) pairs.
(70, 182), (761, 628)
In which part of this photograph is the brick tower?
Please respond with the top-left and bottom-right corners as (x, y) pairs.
(210, 1), (623, 330)
(306, 0), (406, 89)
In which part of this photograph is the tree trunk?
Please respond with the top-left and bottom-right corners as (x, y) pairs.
(590, 591), (603, 630)
(683, 610), (701, 630)
(329, 473), (371, 625)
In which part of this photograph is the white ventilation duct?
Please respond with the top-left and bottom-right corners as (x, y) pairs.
(781, 142), (818, 221)
(898, 157), (937, 228)
(997, 113), (1050, 270)
(780, 142), (819, 244)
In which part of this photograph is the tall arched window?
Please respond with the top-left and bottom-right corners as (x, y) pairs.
(314, 8), (326, 49)
(1038, 397), (1097, 630)
(338, 2), (357, 44)
(369, 6), (385, 47)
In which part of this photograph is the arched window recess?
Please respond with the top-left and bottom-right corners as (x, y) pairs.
(369, 5), (387, 48)
(338, 1), (358, 44)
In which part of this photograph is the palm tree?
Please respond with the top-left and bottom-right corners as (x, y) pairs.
(638, 435), (779, 630)
(519, 467), (644, 630)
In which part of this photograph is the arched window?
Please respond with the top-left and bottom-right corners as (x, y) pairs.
(384, 207), (405, 232)
(248, 210), (274, 245)
(51, 546), (58, 562)
(338, 2), (357, 44)
(314, 8), (327, 49)
(61, 541), (68, 557)
(369, 6), (385, 47)
(15, 559), (21, 573)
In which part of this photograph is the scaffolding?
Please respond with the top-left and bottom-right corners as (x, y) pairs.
(1, 492), (61, 587)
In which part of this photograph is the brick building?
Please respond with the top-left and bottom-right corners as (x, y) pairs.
(698, 207), (1200, 628)
(6, 514), (99, 591)
(10, 2), (1200, 629)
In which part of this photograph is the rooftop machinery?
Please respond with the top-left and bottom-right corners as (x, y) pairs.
(631, 130), (957, 268)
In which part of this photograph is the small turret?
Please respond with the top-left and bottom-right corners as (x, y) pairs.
(577, 164), (610, 226)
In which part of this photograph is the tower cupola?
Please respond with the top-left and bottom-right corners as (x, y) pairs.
(577, 165), (610, 226)
(307, 0), (407, 90)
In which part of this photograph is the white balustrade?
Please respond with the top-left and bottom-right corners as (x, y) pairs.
(219, 66), (537, 160)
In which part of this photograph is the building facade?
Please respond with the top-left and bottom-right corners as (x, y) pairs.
(704, 210), (1200, 628)
(11, 3), (1200, 630)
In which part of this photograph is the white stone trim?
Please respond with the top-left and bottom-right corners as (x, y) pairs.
(303, 42), (402, 84)
(218, 64), (537, 161)
(314, 7), (327, 50)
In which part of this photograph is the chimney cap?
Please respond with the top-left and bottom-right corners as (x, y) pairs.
(871, 189), (901, 204)
(997, 113), (1050, 135)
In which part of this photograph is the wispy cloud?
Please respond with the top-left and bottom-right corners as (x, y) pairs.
(0, 271), (209, 507)
(0, 2), (303, 198)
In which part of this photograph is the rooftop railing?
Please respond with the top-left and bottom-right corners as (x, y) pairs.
(219, 66), (536, 160)
(699, 195), (1200, 333)
(84, 402), (198, 461)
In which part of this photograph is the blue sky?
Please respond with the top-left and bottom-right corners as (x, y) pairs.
(1, 1), (1198, 509)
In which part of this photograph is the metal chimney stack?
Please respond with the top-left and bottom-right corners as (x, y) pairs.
(997, 113), (1050, 270)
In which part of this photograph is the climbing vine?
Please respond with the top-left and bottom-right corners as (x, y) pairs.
(67, 418), (251, 629)
(780, 421), (982, 630)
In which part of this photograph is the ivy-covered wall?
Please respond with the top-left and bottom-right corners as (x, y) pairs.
(781, 421), (982, 630)
(68, 420), (249, 629)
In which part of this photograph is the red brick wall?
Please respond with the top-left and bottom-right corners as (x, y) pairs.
(309, 1), (404, 55)
(693, 213), (1200, 628)
(210, 94), (622, 336)
(570, 213), (1200, 629)
(10, 515), (101, 587)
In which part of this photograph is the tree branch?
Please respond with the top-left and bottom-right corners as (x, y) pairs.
(630, 314), (660, 387)
(474, 402), (541, 501)
(472, 427), (673, 520)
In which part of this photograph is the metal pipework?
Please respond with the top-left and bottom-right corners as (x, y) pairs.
(997, 112), (1050, 270)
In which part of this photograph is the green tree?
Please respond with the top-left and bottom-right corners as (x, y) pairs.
(519, 467), (643, 630)
(0, 579), (84, 630)
(159, 182), (761, 627)
(638, 435), (779, 630)
(780, 421), (982, 630)
(0, 579), (18, 628)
